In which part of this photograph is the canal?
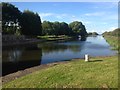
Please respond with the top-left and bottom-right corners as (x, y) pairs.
(2, 35), (117, 76)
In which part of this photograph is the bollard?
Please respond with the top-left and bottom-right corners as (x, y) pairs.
(85, 54), (89, 62)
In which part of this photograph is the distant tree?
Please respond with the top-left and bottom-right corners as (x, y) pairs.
(2, 2), (21, 35)
(42, 21), (73, 36)
(60, 22), (72, 35)
(42, 21), (87, 36)
(21, 10), (42, 36)
(52, 21), (61, 35)
(69, 21), (87, 36)
(42, 21), (54, 35)
(88, 32), (99, 36)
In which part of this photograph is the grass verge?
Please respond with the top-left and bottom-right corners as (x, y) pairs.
(3, 56), (118, 88)
(37, 35), (73, 41)
(103, 35), (118, 50)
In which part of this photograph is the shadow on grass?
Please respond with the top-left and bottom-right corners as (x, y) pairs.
(89, 60), (103, 62)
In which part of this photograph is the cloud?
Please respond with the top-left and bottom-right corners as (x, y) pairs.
(39, 13), (54, 17)
(105, 14), (118, 20)
(39, 12), (68, 21)
(56, 14), (67, 19)
(84, 21), (92, 24)
(97, 26), (117, 34)
(85, 12), (105, 16)
(92, 2), (118, 9)
(84, 11), (117, 21)
(102, 22), (108, 25)
(106, 26), (117, 32)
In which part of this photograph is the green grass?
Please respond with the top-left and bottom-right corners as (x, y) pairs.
(37, 35), (72, 41)
(3, 56), (118, 88)
(103, 35), (118, 50)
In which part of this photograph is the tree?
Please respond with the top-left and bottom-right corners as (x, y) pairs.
(21, 10), (42, 36)
(69, 21), (87, 36)
(42, 21), (54, 35)
(52, 21), (61, 35)
(42, 21), (72, 36)
(88, 32), (99, 35)
(2, 2), (21, 35)
(60, 22), (71, 35)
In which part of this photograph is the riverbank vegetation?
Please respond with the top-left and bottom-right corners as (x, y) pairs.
(37, 35), (73, 41)
(3, 56), (118, 88)
(102, 28), (119, 52)
(87, 32), (99, 36)
(2, 2), (87, 41)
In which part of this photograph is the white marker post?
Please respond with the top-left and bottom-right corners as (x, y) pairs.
(85, 54), (89, 62)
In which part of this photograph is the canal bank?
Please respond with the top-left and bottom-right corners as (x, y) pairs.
(2, 35), (77, 46)
(2, 55), (118, 88)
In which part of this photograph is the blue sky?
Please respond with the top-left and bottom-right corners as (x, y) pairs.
(11, 2), (118, 34)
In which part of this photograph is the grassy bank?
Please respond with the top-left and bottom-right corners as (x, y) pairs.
(3, 35), (76, 46)
(3, 56), (118, 88)
(102, 28), (119, 51)
(103, 35), (118, 50)
(37, 35), (75, 41)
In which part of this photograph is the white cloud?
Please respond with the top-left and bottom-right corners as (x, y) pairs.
(70, 15), (83, 22)
(93, 2), (118, 9)
(106, 27), (117, 32)
(84, 11), (117, 21)
(56, 14), (67, 19)
(105, 14), (118, 20)
(39, 12), (68, 21)
(85, 12), (105, 16)
(72, 15), (76, 18)
(84, 21), (92, 24)
(39, 13), (54, 17)
(102, 22), (108, 25)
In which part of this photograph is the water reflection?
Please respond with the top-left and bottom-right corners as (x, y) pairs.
(2, 45), (42, 76)
(2, 36), (116, 76)
(81, 36), (87, 41)
(8, 48), (22, 62)
(37, 42), (82, 54)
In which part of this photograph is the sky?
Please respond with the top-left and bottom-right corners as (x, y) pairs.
(11, 2), (118, 34)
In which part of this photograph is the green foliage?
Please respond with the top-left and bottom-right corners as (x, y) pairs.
(2, 3), (87, 37)
(60, 22), (72, 35)
(102, 28), (120, 36)
(2, 3), (42, 36)
(21, 10), (42, 36)
(2, 2), (21, 35)
(102, 28), (119, 52)
(42, 21), (73, 36)
(69, 21), (87, 36)
(88, 32), (99, 36)
(104, 35), (118, 50)
(42, 21), (54, 35)
(37, 35), (72, 41)
(42, 21), (87, 37)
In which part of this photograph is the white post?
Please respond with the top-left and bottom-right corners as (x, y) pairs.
(85, 54), (89, 62)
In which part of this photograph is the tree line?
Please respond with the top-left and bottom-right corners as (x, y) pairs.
(87, 32), (99, 36)
(2, 2), (87, 37)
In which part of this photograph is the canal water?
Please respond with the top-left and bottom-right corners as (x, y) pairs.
(2, 35), (117, 76)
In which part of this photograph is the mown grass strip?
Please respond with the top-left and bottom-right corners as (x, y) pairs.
(3, 56), (118, 88)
